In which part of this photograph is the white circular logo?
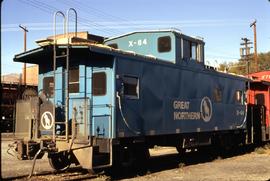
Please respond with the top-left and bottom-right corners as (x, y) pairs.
(200, 97), (212, 122)
(41, 111), (54, 130)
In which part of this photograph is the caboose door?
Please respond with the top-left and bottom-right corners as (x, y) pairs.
(91, 68), (113, 139)
(71, 97), (90, 142)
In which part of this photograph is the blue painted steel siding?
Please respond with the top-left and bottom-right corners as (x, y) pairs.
(105, 32), (176, 63)
(38, 58), (116, 139)
(36, 47), (245, 140)
(115, 57), (246, 137)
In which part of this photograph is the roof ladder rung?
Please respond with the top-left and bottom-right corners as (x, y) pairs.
(55, 122), (66, 124)
(55, 54), (68, 58)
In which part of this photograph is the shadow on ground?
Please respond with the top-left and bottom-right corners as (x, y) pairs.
(105, 145), (256, 180)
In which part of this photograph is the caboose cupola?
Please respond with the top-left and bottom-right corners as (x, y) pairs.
(105, 29), (205, 65)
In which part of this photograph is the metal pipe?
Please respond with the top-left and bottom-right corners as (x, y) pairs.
(28, 149), (44, 178)
(65, 47), (70, 141)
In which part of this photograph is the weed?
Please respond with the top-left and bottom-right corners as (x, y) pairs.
(255, 147), (266, 154)
(178, 162), (185, 169)
(264, 144), (270, 150)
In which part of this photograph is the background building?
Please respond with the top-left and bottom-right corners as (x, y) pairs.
(21, 65), (39, 85)
(1, 65), (38, 132)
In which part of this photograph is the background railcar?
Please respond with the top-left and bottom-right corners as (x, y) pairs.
(0, 82), (37, 133)
(247, 71), (270, 142)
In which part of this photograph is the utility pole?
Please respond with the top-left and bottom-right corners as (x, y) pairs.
(0, 0), (2, 84)
(250, 20), (258, 72)
(240, 38), (253, 77)
(19, 25), (28, 85)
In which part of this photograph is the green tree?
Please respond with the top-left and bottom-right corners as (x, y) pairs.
(218, 51), (270, 75)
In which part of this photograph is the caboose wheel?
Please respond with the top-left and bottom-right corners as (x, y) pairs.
(48, 152), (71, 171)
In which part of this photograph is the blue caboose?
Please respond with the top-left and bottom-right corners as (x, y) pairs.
(13, 23), (247, 171)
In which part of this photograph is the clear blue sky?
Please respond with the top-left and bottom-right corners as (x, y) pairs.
(2, 0), (270, 75)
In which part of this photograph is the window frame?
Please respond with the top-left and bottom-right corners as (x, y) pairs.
(158, 36), (172, 53)
(182, 39), (191, 60)
(92, 72), (107, 96)
(68, 67), (80, 94)
(122, 75), (140, 100)
(43, 76), (54, 98)
(213, 87), (223, 103)
(191, 42), (197, 60)
(197, 44), (202, 62)
(235, 90), (244, 105)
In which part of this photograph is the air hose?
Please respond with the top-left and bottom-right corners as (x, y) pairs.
(116, 92), (140, 135)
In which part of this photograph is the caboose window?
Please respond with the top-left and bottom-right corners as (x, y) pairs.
(158, 36), (171, 52)
(191, 42), (197, 60)
(69, 67), (79, 93)
(197, 44), (203, 62)
(183, 39), (191, 60)
(183, 39), (199, 61)
(235, 90), (244, 104)
(123, 76), (139, 99)
(43, 76), (54, 97)
(255, 93), (265, 105)
(93, 72), (106, 96)
(213, 88), (222, 102)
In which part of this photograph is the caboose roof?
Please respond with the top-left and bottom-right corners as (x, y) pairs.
(105, 29), (205, 44)
(13, 44), (248, 82)
(13, 44), (159, 65)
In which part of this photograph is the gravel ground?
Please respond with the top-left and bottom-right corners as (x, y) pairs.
(1, 139), (270, 181)
(1, 140), (52, 179)
(130, 148), (270, 181)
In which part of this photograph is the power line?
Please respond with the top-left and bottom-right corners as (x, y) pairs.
(18, 0), (121, 35)
(56, 0), (125, 34)
(30, 0), (122, 35)
(19, 0), (53, 14)
(62, 0), (137, 27)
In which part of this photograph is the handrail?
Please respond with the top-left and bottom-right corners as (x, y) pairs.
(53, 11), (66, 141)
(65, 8), (77, 142)
(53, 11), (66, 44)
(66, 8), (77, 39)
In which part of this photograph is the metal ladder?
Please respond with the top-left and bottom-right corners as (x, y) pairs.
(51, 9), (113, 170)
(52, 8), (77, 141)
